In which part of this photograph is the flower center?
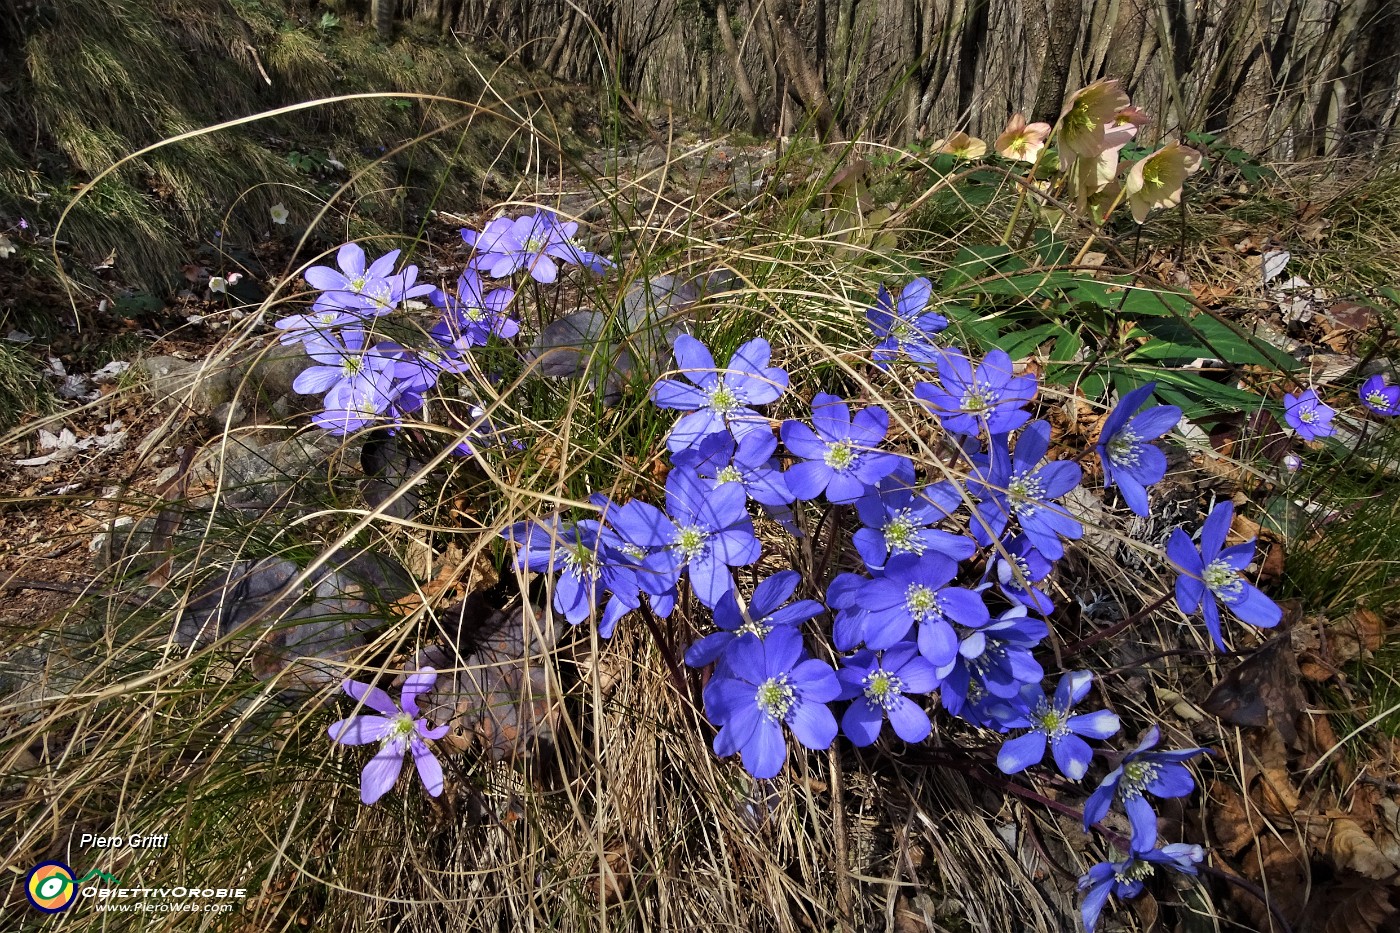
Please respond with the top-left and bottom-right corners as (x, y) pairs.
(384, 712), (416, 746)
(716, 465), (744, 484)
(1120, 759), (1160, 799)
(463, 304), (486, 322)
(1365, 389), (1396, 412)
(1034, 702), (1069, 737)
(891, 321), (913, 344)
(862, 669), (905, 711)
(883, 510), (925, 554)
(905, 584), (942, 623)
(1299, 408), (1318, 423)
(1202, 558), (1245, 601)
(348, 276), (367, 293)
(523, 235), (547, 253)
(755, 674), (795, 721)
(962, 382), (996, 413)
(824, 440), (857, 471)
(1107, 429), (1142, 467)
(1115, 860), (1156, 884)
(707, 383), (742, 414)
(341, 355), (366, 378)
(1007, 470), (1046, 517)
(673, 525), (710, 561)
(562, 538), (600, 580)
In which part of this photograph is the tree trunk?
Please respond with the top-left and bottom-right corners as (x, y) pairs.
(717, 0), (764, 134)
(1030, 0), (1082, 124)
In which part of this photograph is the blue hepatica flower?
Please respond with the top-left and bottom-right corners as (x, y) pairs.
(867, 277), (948, 367)
(652, 335), (790, 453)
(781, 393), (906, 504)
(1360, 374), (1400, 416)
(670, 431), (794, 509)
(328, 668), (450, 805)
(293, 329), (396, 398)
(1166, 500), (1281, 651)
(1096, 382), (1181, 517)
(684, 570), (824, 667)
(609, 467), (760, 609)
(858, 552), (989, 665)
(853, 463), (974, 570)
(1282, 388), (1336, 441)
(462, 210), (611, 284)
(989, 535), (1056, 615)
(997, 670), (1120, 781)
(1083, 725), (1209, 850)
(939, 606), (1048, 720)
(836, 643), (940, 745)
(304, 243), (432, 315)
(914, 348), (1038, 436)
(1079, 844), (1204, 933)
(430, 269), (519, 348)
(504, 517), (639, 627)
(972, 421), (1083, 560)
(705, 628), (840, 779)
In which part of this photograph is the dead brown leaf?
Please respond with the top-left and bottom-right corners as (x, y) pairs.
(1307, 816), (1400, 880)
(1203, 635), (1307, 744)
(1321, 880), (1400, 933)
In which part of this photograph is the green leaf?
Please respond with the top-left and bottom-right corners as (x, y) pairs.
(1143, 368), (1264, 420)
(1126, 314), (1299, 370)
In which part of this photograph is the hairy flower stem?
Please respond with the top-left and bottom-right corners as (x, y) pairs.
(638, 600), (697, 711)
(1059, 590), (1175, 659)
(827, 745), (856, 927)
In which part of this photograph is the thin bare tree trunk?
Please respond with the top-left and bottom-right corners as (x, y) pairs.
(717, 0), (764, 134)
(766, 0), (844, 139)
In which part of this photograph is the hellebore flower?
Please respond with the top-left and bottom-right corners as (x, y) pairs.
(611, 466), (761, 609)
(859, 552), (989, 665)
(996, 670), (1120, 781)
(781, 392), (906, 504)
(1096, 382), (1181, 517)
(430, 269), (518, 347)
(994, 113), (1051, 163)
(705, 628), (840, 779)
(935, 132), (988, 159)
(1282, 388), (1337, 441)
(1057, 79), (1132, 160)
(462, 210), (611, 283)
(1079, 844), (1204, 933)
(1083, 725), (1210, 850)
(1124, 141), (1204, 223)
(1360, 374), (1400, 416)
(328, 669), (451, 805)
(652, 335), (789, 452)
(915, 348), (1038, 437)
(853, 464), (974, 570)
(684, 569), (824, 667)
(836, 643), (940, 745)
(867, 277), (948, 367)
(972, 422), (1084, 560)
(1166, 500), (1282, 651)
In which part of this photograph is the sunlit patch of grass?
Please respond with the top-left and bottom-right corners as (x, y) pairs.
(0, 341), (56, 432)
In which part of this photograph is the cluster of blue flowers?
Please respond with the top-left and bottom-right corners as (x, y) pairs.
(293, 215), (1397, 930)
(495, 278), (1295, 930)
(274, 211), (608, 442)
